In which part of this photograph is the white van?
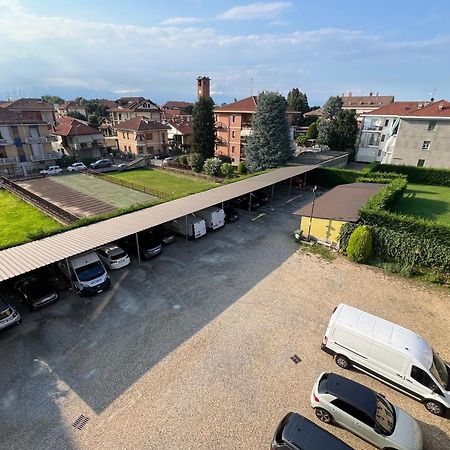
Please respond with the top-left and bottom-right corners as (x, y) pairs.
(61, 252), (111, 296)
(195, 207), (225, 230)
(321, 304), (450, 416)
(169, 215), (206, 240)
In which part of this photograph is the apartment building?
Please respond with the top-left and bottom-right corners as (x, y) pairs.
(109, 97), (162, 126)
(115, 117), (169, 156)
(214, 96), (297, 163)
(166, 117), (193, 150)
(0, 98), (56, 127)
(0, 109), (60, 176)
(341, 93), (394, 117)
(56, 101), (88, 118)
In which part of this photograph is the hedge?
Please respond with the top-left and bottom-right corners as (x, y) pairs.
(372, 163), (450, 187)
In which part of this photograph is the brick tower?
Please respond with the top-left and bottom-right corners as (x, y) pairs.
(197, 76), (210, 99)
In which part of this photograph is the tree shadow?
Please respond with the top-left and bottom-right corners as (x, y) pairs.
(418, 418), (450, 450)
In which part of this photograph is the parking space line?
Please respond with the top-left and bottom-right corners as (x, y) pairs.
(251, 213), (266, 222)
(286, 194), (303, 204)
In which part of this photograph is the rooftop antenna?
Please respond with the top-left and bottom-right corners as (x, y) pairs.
(250, 77), (253, 96)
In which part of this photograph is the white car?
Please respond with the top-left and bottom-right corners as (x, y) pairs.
(67, 162), (87, 172)
(96, 245), (130, 270)
(311, 372), (423, 450)
(40, 165), (62, 175)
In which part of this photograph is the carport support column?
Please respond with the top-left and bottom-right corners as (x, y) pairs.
(248, 193), (252, 212)
(288, 177), (292, 196)
(65, 258), (74, 291)
(271, 184), (275, 202)
(185, 215), (188, 243)
(135, 232), (141, 265)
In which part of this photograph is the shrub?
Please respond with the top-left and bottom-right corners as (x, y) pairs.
(338, 222), (358, 251)
(374, 163), (450, 187)
(216, 155), (232, 164)
(346, 225), (373, 263)
(296, 135), (308, 146)
(178, 154), (189, 165)
(237, 161), (247, 174)
(188, 152), (204, 173)
(203, 157), (223, 177)
(221, 162), (234, 177)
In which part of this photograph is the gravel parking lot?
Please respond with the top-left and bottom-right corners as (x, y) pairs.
(0, 185), (449, 450)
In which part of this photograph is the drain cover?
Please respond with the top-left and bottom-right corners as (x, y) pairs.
(291, 355), (302, 364)
(73, 415), (90, 430)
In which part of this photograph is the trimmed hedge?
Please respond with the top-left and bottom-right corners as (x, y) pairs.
(347, 225), (373, 263)
(373, 163), (450, 187)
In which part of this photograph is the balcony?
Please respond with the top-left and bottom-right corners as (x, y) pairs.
(31, 152), (62, 162)
(25, 136), (58, 144)
(216, 122), (227, 129)
(240, 128), (253, 137)
(362, 124), (383, 131)
(0, 156), (20, 165)
(0, 138), (14, 145)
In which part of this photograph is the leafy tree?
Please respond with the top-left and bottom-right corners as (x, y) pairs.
(84, 100), (109, 118)
(192, 97), (215, 159)
(88, 113), (100, 128)
(66, 111), (87, 121)
(307, 120), (319, 140)
(188, 152), (204, 173)
(237, 161), (247, 174)
(42, 95), (65, 105)
(203, 157), (222, 177)
(221, 162), (234, 177)
(322, 96), (343, 119)
(245, 91), (293, 172)
(287, 88), (309, 114)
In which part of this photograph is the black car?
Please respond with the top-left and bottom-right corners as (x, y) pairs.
(152, 224), (176, 245)
(121, 231), (163, 260)
(254, 189), (270, 205)
(15, 276), (59, 310)
(223, 206), (239, 223)
(231, 193), (260, 211)
(272, 412), (354, 450)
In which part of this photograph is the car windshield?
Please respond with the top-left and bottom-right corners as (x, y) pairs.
(75, 262), (105, 282)
(430, 351), (449, 390)
(375, 395), (395, 435)
(111, 251), (127, 261)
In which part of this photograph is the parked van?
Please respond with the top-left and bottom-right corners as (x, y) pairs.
(61, 252), (111, 296)
(195, 207), (225, 230)
(321, 304), (450, 416)
(169, 215), (206, 240)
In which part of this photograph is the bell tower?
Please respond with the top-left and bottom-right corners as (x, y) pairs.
(197, 76), (210, 99)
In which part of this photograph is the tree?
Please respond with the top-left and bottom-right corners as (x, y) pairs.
(42, 95), (65, 105)
(66, 111), (87, 121)
(84, 100), (109, 118)
(245, 91), (293, 172)
(322, 96), (343, 119)
(88, 113), (100, 128)
(287, 88), (309, 115)
(192, 97), (215, 159)
(188, 152), (204, 173)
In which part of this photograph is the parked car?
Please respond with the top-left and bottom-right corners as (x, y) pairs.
(96, 245), (130, 270)
(311, 372), (423, 450)
(231, 193), (260, 211)
(321, 303), (450, 416)
(223, 206), (239, 223)
(0, 293), (21, 331)
(162, 156), (176, 166)
(40, 165), (62, 176)
(67, 162), (87, 172)
(254, 189), (270, 205)
(272, 412), (354, 450)
(121, 231), (164, 260)
(152, 224), (176, 245)
(90, 159), (111, 169)
(15, 275), (59, 310)
(117, 163), (128, 171)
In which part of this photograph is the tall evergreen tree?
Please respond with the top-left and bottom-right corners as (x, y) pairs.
(192, 97), (215, 159)
(245, 92), (293, 172)
(287, 88), (309, 114)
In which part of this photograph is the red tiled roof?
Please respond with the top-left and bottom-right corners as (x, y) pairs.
(115, 116), (170, 131)
(215, 96), (258, 113)
(0, 108), (46, 125)
(54, 117), (101, 136)
(168, 119), (192, 135)
(365, 101), (425, 116)
(404, 100), (450, 118)
(342, 95), (394, 108)
(162, 101), (193, 110)
(161, 110), (192, 120)
(58, 101), (85, 110)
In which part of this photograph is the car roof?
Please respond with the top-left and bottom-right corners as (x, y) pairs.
(322, 373), (377, 419)
(282, 413), (354, 450)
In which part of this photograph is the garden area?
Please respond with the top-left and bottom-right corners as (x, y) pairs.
(0, 190), (63, 249)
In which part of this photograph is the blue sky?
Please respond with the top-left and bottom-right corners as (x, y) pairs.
(1, 0), (450, 105)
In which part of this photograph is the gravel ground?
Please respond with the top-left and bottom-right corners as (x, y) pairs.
(0, 186), (448, 450)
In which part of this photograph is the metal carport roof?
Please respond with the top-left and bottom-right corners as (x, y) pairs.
(0, 161), (331, 282)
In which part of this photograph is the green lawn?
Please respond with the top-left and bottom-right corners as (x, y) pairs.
(110, 169), (220, 197)
(392, 183), (450, 224)
(0, 190), (64, 249)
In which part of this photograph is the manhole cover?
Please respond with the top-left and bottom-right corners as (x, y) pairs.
(73, 414), (90, 430)
(291, 355), (302, 364)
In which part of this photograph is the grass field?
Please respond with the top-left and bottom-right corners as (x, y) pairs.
(392, 183), (450, 224)
(110, 169), (220, 197)
(52, 173), (155, 208)
(0, 190), (63, 249)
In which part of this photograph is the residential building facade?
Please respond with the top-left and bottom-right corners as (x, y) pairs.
(0, 109), (60, 176)
(115, 117), (169, 156)
(56, 101), (88, 118)
(341, 93), (394, 118)
(166, 117), (193, 150)
(0, 98), (57, 127)
(109, 97), (162, 126)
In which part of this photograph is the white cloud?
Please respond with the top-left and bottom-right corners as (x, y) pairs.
(113, 89), (144, 94)
(217, 2), (292, 20)
(160, 17), (202, 25)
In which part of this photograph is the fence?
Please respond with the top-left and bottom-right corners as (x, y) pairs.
(158, 163), (223, 183)
(1, 177), (78, 225)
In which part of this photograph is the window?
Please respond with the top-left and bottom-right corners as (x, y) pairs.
(126, 132), (130, 139)
(422, 140), (431, 150)
(330, 399), (374, 427)
(146, 133), (153, 140)
(232, 130), (235, 138)
(380, 134), (385, 142)
(232, 114), (236, 123)
(384, 119), (389, 126)
(231, 145), (235, 154)
(428, 121), (437, 131)
(411, 366), (438, 391)
(417, 159), (425, 167)
(122, 132), (126, 139)
(378, 149), (383, 157)
(147, 146), (154, 152)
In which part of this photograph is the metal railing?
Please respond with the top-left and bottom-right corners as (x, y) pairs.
(0, 157), (20, 165)
(30, 152), (62, 162)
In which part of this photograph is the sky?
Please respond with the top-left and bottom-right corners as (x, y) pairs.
(1, 0), (450, 106)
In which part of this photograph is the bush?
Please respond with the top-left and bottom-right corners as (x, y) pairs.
(178, 154), (189, 165)
(221, 162), (234, 177)
(188, 152), (204, 173)
(296, 135), (308, 146)
(203, 157), (223, 177)
(346, 225), (373, 263)
(374, 163), (450, 187)
(338, 222), (358, 251)
(216, 155), (232, 164)
(237, 161), (247, 174)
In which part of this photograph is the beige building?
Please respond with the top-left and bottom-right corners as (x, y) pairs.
(56, 101), (88, 118)
(341, 93), (394, 118)
(0, 109), (60, 176)
(0, 98), (56, 127)
(109, 97), (162, 126)
(115, 117), (169, 156)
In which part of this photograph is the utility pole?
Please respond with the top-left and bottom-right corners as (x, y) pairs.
(307, 186), (318, 241)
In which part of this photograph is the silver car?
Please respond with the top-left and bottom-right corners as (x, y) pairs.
(0, 294), (21, 331)
(310, 372), (423, 450)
